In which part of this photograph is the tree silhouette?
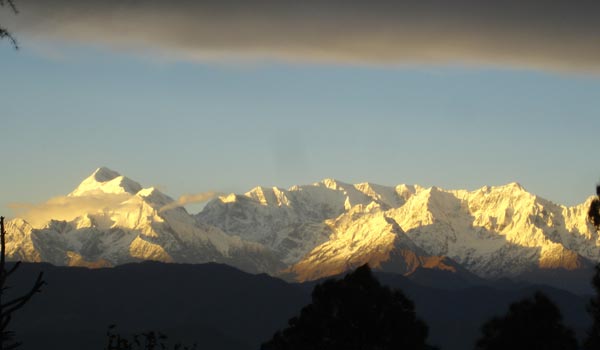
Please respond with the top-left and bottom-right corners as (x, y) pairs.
(588, 185), (600, 231)
(0, 217), (45, 350)
(583, 264), (600, 349)
(0, 0), (18, 49)
(261, 264), (436, 350)
(475, 291), (578, 350)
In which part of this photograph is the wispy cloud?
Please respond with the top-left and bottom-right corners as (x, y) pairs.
(159, 191), (222, 212)
(2, 0), (600, 72)
(9, 193), (133, 228)
(8, 190), (222, 226)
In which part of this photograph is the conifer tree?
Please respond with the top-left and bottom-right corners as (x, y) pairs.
(475, 292), (577, 350)
(587, 185), (600, 230)
(262, 264), (436, 350)
(583, 264), (600, 349)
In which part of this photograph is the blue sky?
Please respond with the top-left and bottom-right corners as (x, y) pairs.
(1, 41), (599, 213)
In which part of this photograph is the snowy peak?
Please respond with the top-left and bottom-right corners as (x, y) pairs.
(91, 167), (120, 182)
(245, 186), (290, 207)
(5, 167), (284, 274)
(211, 179), (419, 217)
(503, 181), (526, 192)
(69, 167), (143, 197)
(137, 187), (174, 208)
(353, 182), (407, 208)
(473, 182), (530, 200)
(316, 178), (347, 190)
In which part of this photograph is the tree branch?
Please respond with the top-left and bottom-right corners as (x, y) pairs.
(0, 0), (19, 49)
(1, 273), (44, 316)
(0, 29), (17, 49)
(0, 314), (10, 332)
(5, 263), (20, 279)
(0, 215), (46, 349)
(0, 1), (18, 14)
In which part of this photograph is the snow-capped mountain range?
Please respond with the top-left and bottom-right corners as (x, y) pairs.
(5, 167), (600, 283)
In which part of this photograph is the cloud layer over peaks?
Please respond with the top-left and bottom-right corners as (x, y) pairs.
(2, 0), (600, 72)
(9, 193), (135, 228)
(159, 191), (222, 213)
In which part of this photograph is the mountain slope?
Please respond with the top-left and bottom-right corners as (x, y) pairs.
(287, 202), (470, 282)
(388, 184), (595, 277)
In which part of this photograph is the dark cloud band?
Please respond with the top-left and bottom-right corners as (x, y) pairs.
(2, 0), (600, 71)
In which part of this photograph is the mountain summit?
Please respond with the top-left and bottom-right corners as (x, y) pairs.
(69, 167), (143, 197)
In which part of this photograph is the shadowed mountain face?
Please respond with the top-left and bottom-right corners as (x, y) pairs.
(6, 262), (594, 350)
(5, 168), (600, 289)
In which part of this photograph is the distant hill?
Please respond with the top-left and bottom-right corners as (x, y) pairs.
(7, 262), (593, 350)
